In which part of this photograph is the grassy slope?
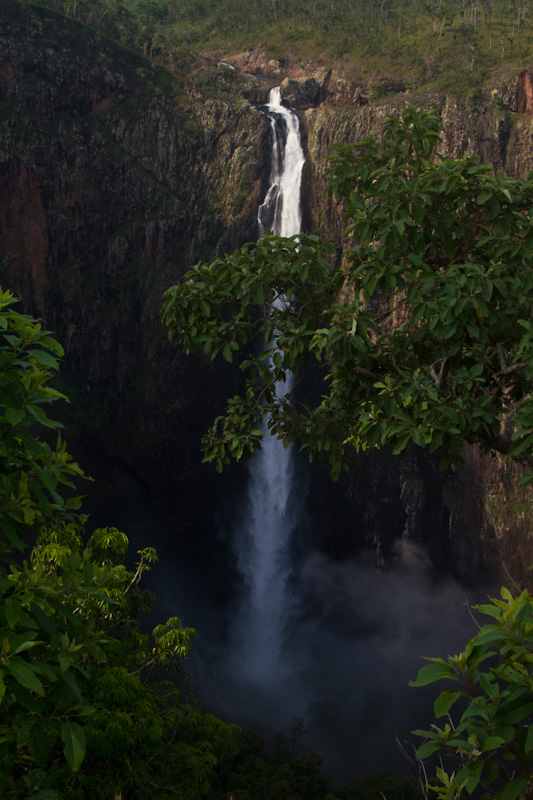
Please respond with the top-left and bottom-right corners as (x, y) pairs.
(26, 0), (533, 94)
(141, 0), (533, 92)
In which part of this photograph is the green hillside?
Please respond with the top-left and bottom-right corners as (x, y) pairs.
(27, 0), (533, 91)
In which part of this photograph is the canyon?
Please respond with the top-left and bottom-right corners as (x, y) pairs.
(1, 0), (533, 607)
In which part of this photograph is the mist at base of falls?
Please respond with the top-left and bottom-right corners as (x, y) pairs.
(80, 446), (490, 784)
(188, 532), (480, 781)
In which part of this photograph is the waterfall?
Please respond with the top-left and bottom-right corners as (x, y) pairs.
(198, 91), (476, 777)
(230, 87), (305, 686)
(258, 87), (305, 238)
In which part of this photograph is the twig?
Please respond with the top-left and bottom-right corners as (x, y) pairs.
(464, 597), (482, 631)
(354, 366), (380, 382)
(430, 355), (452, 390)
(496, 342), (507, 371)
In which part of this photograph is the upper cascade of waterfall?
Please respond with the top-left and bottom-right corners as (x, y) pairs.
(257, 87), (305, 239)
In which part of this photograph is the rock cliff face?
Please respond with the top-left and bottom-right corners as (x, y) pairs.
(0, 1), (271, 529)
(1, 1), (533, 586)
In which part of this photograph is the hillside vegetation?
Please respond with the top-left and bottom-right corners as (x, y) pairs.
(26, 0), (533, 91)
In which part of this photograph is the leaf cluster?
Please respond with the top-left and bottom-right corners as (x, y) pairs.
(410, 588), (533, 800)
(0, 290), (84, 553)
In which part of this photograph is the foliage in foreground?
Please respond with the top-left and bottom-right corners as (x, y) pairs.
(0, 289), (241, 799)
(410, 588), (533, 800)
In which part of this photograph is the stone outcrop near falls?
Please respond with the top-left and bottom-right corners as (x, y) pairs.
(2, 1), (533, 586)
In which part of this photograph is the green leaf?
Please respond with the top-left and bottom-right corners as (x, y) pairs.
(5, 597), (21, 628)
(495, 776), (528, 800)
(411, 203), (424, 224)
(493, 699), (533, 725)
(477, 191), (492, 205)
(456, 762), (483, 795)
(222, 344), (232, 363)
(351, 335), (367, 352)
(7, 657), (44, 696)
(37, 468), (58, 493)
(409, 661), (457, 686)
(416, 740), (441, 759)
(62, 721), (86, 772)
(28, 724), (52, 768)
(474, 626), (506, 647)
(469, 363), (484, 379)
(4, 407), (25, 426)
(434, 690), (462, 718)
(481, 736), (506, 752)
(461, 700), (490, 722)
(524, 724), (533, 753)
(28, 349), (59, 369)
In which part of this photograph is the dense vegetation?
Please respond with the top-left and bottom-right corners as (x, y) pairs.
(0, 289), (423, 799)
(0, 289), (236, 799)
(25, 0), (533, 91)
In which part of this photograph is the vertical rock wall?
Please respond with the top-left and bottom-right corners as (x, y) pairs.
(0, 2), (270, 501)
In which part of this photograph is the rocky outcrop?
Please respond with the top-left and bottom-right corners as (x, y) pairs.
(508, 68), (533, 114)
(280, 75), (330, 108)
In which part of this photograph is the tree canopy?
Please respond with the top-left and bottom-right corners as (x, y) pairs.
(162, 106), (533, 480)
(26, 0), (533, 91)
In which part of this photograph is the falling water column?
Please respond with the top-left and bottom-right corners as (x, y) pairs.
(230, 88), (306, 687)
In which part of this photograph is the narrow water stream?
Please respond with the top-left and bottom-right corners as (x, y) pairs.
(229, 87), (306, 686)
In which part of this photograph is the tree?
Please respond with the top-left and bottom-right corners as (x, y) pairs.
(0, 289), (239, 799)
(162, 106), (533, 480)
(162, 107), (533, 798)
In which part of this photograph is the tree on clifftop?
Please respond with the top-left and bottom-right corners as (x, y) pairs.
(162, 106), (533, 481)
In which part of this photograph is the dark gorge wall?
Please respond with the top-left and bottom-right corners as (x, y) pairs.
(2, 0), (533, 587)
(0, 1), (271, 540)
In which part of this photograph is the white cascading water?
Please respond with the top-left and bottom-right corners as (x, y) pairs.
(230, 87), (305, 686)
